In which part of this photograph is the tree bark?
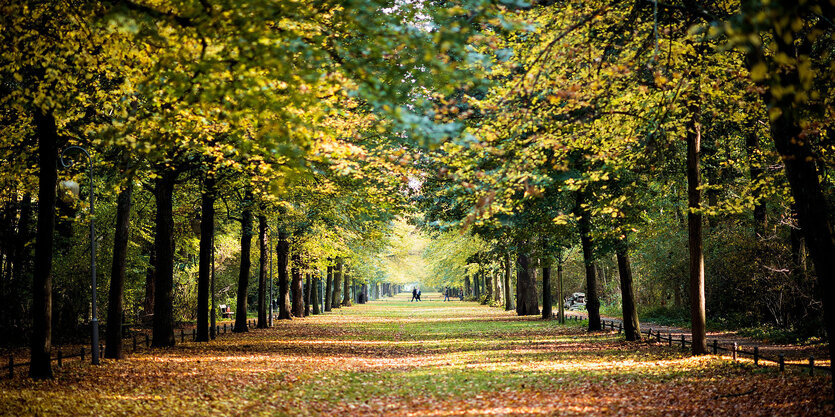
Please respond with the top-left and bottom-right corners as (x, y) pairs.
(483, 267), (492, 305)
(30, 108), (58, 379)
(332, 257), (342, 308)
(312, 274), (321, 314)
(152, 168), (178, 347)
(687, 85), (707, 355)
(324, 263), (333, 312)
(616, 237), (641, 341)
(233, 189), (253, 333)
(304, 273), (311, 316)
(257, 215), (268, 328)
(276, 232), (291, 319)
(576, 190), (601, 331)
(542, 260), (552, 319)
(341, 263), (352, 307)
(105, 179), (133, 357)
(516, 251), (539, 316)
(291, 254), (304, 317)
(504, 252), (514, 311)
(196, 176), (214, 342)
(557, 256), (565, 323)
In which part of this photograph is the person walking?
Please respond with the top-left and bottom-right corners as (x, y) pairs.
(443, 288), (450, 302)
(416, 289), (422, 301)
(411, 287), (418, 302)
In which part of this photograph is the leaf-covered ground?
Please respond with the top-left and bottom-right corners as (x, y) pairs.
(2, 294), (832, 416)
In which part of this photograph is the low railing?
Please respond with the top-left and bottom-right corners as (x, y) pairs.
(563, 314), (831, 376)
(6, 318), (263, 379)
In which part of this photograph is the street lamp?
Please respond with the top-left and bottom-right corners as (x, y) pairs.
(60, 145), (99, 365)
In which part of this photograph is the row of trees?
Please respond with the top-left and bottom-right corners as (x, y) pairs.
(0, 0), (503, 379)
(414, 0), (834, 390)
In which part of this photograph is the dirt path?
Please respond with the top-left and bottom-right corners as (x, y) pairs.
(1, 294), (832, 416)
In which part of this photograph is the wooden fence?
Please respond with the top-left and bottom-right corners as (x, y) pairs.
(6, 318), (261, 379)
(563, 314), (831, 376)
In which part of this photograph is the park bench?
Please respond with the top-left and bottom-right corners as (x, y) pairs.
(219, 304), (235, 319)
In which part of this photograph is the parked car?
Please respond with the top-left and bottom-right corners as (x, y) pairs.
(564, 292), (586, 311)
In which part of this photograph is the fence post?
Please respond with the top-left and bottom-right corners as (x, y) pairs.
(754, 346), (759, 366)
(58, 350), (62, 368)
(778, 354), (785, 372)
(809, 356), (814, 376)
(681, 334), (685, 348)
(712, 340), (718, 355)
(732, 342), (737, 361)
(180, 329), (185, 343)
(618, 323), (622, 334)
(668, 333), (672, 346)
(8, 355), (13, 379)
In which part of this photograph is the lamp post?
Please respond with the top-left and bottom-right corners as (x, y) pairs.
(269, 224), (273, 327)
(60, 146), (99, 365)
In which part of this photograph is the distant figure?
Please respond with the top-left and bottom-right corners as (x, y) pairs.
(411, 288), (418, 302)
(417, 290), (422, 301)
(444, 288), (450, 302)
(459, 290), (464, 301)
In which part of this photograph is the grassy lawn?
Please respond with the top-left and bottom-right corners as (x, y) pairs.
(1, 293), (832, 416)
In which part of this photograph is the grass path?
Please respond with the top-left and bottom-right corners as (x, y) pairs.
(1, 293), (832, 416)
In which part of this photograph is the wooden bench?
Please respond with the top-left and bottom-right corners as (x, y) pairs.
(219, 304), (235, 319)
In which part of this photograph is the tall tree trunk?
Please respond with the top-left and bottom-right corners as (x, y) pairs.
(616, 237), (641, 341)
(257, 215), (268, 328)
(557, 256), (565, 323)
(332, 257), (342, 309)
(687, 85), (707, 355)
(304, 273), (311, 316)
(464, 275), (471, 298)
(483, 268), (492, 305)
(233, 189), (253, 333)
(474, 271), (481, 300)
(105, 179), (133, 357)
(504, 252), (514, 311)
(516, 252), (539, 316)
(542, 260), (552, 319)
(341, 264), (352, 307)
(276, 232), (291, 319)
(196, 176), (214, 342)
(152, 168), (178, 347)
(324, 263), (333, 312)
(30, 108), (59, 379)
(312, 274), (321, 314)
(291, 254), (304, 317)
(576, 190), (601, 331)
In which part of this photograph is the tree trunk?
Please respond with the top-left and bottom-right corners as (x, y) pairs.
(152, 168), (178, 347)
(504, 253), (514, 311)
(233, 189), (253, 333)
(325, 263), (333, 312)
(616, 237), (641, 341)
(557, 256), (565, 323)
(196, 176), (214, 342)
(332, 257), (342, 308)
(312, 274), (321, 314)
(257, 215), (268, 328)
(30, 108), (59, 379)
(291, 254), (304, 317)
(105, 179), (133, 357)
(341, 264), (352, 307)
(687, 85), (707, 355)
(304, 273), (311, 316)
(516, 251), (539, 316)
(276, 232), (291, 319)
(143, 242), (155, 324)
(483, 268), (492, 305)
(542, 260), (552, 319)
(576, 190), (601, 331)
